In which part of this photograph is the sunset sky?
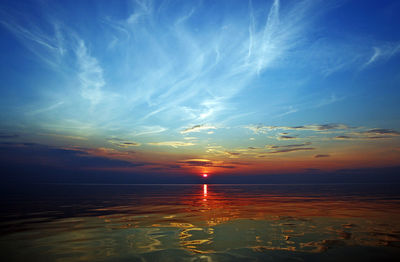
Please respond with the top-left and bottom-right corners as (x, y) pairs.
(1, 0), (400, 183)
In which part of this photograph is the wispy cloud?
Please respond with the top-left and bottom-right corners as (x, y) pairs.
(225, 151), (242, 158)
(102, 0), (322, 124)
(76, 41), (105, 105)
(178, 159), (213, 167)
(314, 154), (330, 158)
(178, 158), (236, 169)
(0, 15), (65, 69)
(361, 43), (400, 70)
(0, 0), (351, 135)
(268, 147), (315, 154)
(0, 6), (109, 121)
(40, 133), (88, 141)
(277, 135), (298, 140)
(287, 124), (349, 131)
(1, 0), (399, 174)
(27, 101), (65, 115)
(148, 141), (195, 148)
(265, 141), (314, 154)
(132, 126), (167, 136)
(0, 143), (146, 169)
(266, 142), (311, 149)
(183, 136), (198, 140)
(334, 128), (400, 140)
(107, 138), (141, 147)
(334, 135), (353, 140)
(222, 141), (315, 158)
(365, 128), (400, 136)
(244, 124), (271, 134)
(245, 123), (348, 134)
(180, 124), (216, 134)
(363, 47), (381, 68)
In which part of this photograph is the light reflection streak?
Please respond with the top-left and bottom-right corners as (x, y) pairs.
(203, 184), (207, 201)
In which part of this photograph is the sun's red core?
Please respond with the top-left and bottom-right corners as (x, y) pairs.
(202, 174), (208, 178)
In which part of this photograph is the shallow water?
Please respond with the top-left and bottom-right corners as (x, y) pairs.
(1, 184), (400, 261)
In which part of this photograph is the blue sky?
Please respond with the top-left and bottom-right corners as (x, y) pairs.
(0, 0), (400, 181)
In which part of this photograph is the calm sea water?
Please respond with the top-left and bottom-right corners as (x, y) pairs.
(1, 184), (400, 261)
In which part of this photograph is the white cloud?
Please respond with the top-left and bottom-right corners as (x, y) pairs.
(76, 41), (105, 105)
(180, 124), (216, 134)
(361, 43), (400, 70)
(148, 141), (195, 148)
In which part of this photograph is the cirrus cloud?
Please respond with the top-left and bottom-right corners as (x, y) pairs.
(148, 141), (195, 148)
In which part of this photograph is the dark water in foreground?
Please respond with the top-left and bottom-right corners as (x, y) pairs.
(1, 184), (400, 262)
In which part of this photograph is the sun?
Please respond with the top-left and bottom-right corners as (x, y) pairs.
(202, 173), (208, 178)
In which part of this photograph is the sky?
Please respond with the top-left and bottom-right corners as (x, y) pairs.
(0, 0), (400, 183)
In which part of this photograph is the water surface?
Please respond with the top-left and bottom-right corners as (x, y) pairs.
(1, 184), (400, 261)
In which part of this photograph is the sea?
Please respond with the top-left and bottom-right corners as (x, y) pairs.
(1, 183), (400, 261)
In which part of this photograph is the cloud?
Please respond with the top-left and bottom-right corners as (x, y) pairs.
(334, 135), (352, 140)
(82, 147), (138, 161)
(205, 145), (232, 157)
(225, 151), (241, 158)
(61, 145), (137, 159)
(108, 138), (141, 147)
(0, 14), (65, 69)
(314, 154), (330, 158)
(223, 140), (316, 158)
(245, 123), (348, 134)
(246, 123), (397, 142)
(178, 158), (236, 169)
(133, 126), (167, 136)
(148, 141), (195, 148)
(266, 142), (311, 149)
(365, 128), (400, 136)
(334, 128), (400, 140)
(2, 0), (399, 176)
(0, 142), (145, 169)
(230, 141), (314, 156)
(102, 0), (323, 123)
(0, 1), (349, 142)
(363, 47), (381, 68)
(278, 135), (297, 140)
(27, 101), (65, 115)
(214, 165), (236, 169)
(290, 124), (348, 131)
(268, 147), (315, 154)
(118, 142), (140, 147)
(183, 136), (198, 140)
(180, 124), (216, 134)
(178, 159), (213, 167)
(40, 133), (88, 141)
(244, 124), (272, 134)
(303, 33), (400, 76)
(126, 0), (153, 24)
(76, 40), (105, 105)
(265, 141), (315, 154)
(361, 43), (400, 69)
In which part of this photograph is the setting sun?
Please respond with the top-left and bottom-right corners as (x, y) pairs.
(202, 174), (208, 178)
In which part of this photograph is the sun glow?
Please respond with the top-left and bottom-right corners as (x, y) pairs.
(202, 173), (208, 178)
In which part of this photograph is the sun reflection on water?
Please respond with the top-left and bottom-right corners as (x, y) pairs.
(203, 184), (207, 201)
(2, 184), (400, 261)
